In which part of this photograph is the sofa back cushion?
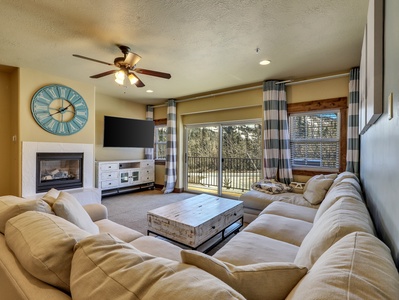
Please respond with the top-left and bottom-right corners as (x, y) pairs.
(5, 211), (90, 292)
(0, 199), (52, 233)
(313, 180), (364, 223)
(295, 197), (375, 269)
(303, 174), (337, 205)
(53, 191), (99, 234)
(181, 250), (307, 300)
(71, 233), (245, 300)
(287, 232), (399, 300)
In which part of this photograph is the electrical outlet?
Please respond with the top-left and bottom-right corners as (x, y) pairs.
(388, 93), (393, 120)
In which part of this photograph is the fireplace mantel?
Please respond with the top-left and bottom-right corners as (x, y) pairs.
(22, 142), (100, 204)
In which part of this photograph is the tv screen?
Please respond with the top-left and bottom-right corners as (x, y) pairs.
(103, 116), (155, 148)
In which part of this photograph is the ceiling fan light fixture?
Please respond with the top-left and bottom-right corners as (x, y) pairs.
(128, 73), (139, 85)
(115, 70), (125, 85)
(124, 52), (142, 67)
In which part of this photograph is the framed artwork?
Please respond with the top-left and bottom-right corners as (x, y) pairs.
(359, 0), (383, 134)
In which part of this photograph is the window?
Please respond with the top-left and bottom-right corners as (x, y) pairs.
(287, 97), (347, 175)
(290, 111), (340, 171)
(154, 125), (167, 160)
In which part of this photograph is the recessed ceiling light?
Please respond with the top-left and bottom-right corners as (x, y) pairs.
(259, 60), (271, 65)
(146, 90), (154, 93)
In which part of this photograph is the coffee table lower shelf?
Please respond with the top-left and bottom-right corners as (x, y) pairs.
(147, 216), (243, 254)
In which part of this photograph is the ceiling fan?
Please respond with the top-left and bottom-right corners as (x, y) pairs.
(73, 45), (171, 87)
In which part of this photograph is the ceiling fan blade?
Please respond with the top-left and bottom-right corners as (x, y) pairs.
(90, 70), (118, 78)
(134, 68), (171, 79)
(133, 74), (145, 87)
(73, 54), (113, 66)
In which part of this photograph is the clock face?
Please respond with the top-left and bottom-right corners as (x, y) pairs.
(31, 84), (89, 135)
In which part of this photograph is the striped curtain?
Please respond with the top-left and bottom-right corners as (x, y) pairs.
(162, 99), (177, 193)
(144, 105), (154, 159)
(263, 81), (293, 184)
(346, 67), (360, 175)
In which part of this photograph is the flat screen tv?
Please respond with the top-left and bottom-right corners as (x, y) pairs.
(103, 116), (155, 148)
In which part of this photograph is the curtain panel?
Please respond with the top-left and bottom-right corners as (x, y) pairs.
(144, 105), (154, 160)
(346, 67), (360, 175)
(263, 81), (293, 184)
(162, 99), (177, 193)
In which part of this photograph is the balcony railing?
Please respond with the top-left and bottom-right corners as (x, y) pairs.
(187, 156), (262, 192)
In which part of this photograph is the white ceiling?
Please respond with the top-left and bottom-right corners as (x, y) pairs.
(0, 0), (368, 105)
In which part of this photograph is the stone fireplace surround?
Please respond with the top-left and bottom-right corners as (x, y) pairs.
(22, 142), (100, 204)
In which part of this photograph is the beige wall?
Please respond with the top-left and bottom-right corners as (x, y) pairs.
(154, 74), (350, 189)
(0, 70), (13, 195)
(95, 93), (147, 161)
(18, 68), (96, 144)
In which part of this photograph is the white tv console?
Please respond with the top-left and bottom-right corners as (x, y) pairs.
(95, 159), (155, 197)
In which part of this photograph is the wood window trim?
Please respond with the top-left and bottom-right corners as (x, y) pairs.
(287, 97), (348, 177)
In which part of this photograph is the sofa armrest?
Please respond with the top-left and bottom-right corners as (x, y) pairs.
(83, 204), (108, 222)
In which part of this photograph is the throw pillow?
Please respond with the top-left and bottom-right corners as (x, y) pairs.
(303, 174), (337, 205)
(53, 191), (99, 234)
(0, 199), (52, 233)
(41, 188), (60, 206)
(71, 233), (245, 300)
(181, 250), (307, 300)
(5, 211), (90, 292)
(0, 195), (27, 212)
(287, 232), (399, 300)
(294, 197), (375, 269)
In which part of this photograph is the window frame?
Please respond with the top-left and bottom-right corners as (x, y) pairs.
(154, 119), (167, 165)
(287, 97), (347, 176)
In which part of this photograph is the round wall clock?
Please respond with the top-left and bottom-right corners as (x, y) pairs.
(31, 84), (89, 135)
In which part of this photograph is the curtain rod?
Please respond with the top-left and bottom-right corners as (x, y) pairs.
(151, 72), (350, 108)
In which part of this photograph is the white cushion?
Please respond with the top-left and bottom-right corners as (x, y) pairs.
(295, 197), (375, 269)
(5, 211), (90, 292)
(53, 191), (99, 234)
(41, 188), (60, 206)
(287, 232), (399, 300)
(0, 195), (27, 212)
(303, 174), (336, 205)
(181, 250), (307, 300)
(0, 199), (52, 233)
(314, 180), (364, 223)
(71, 233), (245, 300)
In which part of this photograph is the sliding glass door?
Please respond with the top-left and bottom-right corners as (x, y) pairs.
(185, 121), (262, 197)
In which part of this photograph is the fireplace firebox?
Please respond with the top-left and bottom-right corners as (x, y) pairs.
(36, 153), (84, 193)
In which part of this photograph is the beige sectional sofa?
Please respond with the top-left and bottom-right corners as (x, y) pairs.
(0, 172), (398, 299)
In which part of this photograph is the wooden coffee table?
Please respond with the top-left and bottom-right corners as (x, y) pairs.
(147, 194), (243, 252)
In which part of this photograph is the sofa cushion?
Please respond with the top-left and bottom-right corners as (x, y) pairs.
(71, 233), (245, 300)
(243, 214), (312, 246)
(287, 232), (399, 300)
(182, 250), (307, 300)
(260, 201), (318, 223)
(295, 198), (375, 269)
(53, 191), (99, 234)
(213, 231), (299, 266)
(313, 181), (364, 223)
(0, 199), (52, 233)
(303, 174), (336, 205)
(129, 235), (183, 262)
(95, 218), (143, 243)
(5, 211), (90, 292)
(41, 188), (60, 206)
